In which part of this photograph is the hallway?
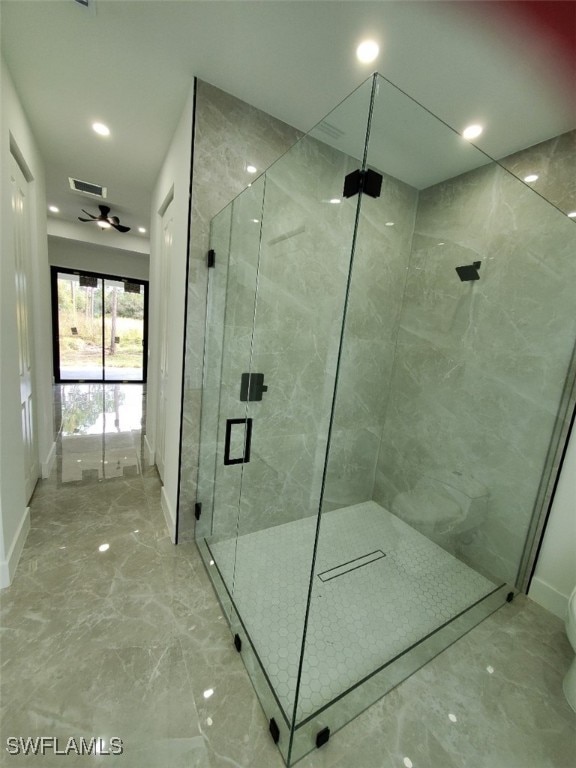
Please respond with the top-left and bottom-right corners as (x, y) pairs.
(0, 385), (574, 767)
(0, 384), (273, 767)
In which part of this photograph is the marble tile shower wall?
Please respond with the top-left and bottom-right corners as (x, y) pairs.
(205, 181), (269, 541)
(499, 130), (576, 215)
(321, 172), (418, 511)
(214, 137), (363, 537)
(195, 204), (234, 539)
(183, 80), (575, 587)
(182, 79), (421, 543)
(372, 137), (576, 585)
(202, 138), (420, 537)
(179, 81), (301, 537)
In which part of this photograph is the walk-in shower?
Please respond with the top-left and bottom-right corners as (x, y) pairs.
(190, 75), (576, 765)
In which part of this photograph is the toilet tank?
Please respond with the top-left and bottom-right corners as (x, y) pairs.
(420, 470), (488, 525)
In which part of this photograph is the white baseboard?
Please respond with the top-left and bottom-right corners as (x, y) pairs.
(41, 441), (57, 479)
(144, 435), (155, 466)
(161, 486), (176, 544)
(529, 577), (569, 620)
(0, 506), (30, 589)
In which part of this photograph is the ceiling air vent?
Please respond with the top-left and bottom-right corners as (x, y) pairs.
(316, 121), (345, 140)
(69, 177), (107, 198)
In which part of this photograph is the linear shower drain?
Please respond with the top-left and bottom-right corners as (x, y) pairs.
(317, 550), (386, 582)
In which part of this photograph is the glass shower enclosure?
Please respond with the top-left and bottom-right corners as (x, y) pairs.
(193, 74), (576, 765)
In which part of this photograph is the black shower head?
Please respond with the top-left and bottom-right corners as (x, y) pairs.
(456, 261), (482, 282)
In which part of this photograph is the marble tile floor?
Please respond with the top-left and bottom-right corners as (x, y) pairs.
(0, 384), (574, 767)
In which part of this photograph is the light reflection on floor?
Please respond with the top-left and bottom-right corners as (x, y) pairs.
(57, 383), (144, 483)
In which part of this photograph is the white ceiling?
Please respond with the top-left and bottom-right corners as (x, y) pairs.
(1, 0), (574, 240)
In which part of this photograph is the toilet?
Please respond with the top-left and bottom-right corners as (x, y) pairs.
(392, 470), (488, 545)
(564, 585), (576, 712)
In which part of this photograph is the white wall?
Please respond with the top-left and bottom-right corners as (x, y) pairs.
(49, 235), (150, 282)
(48, 218), (149, 257)
(146, 84), (194, 541)
(0, 58), (53, 587)
(529, 426), (576, 619)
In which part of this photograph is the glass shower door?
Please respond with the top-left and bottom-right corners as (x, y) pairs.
(226, 144), (360, 753)
(194, 72), (576, 767)
(196, 177), (265, 593)
(195, 79), (375, 764)
(292, 73), (576, 761)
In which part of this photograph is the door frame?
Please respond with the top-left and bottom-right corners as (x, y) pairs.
(155, 195), (174, 482)
(50, 266), (149, 384)
(10, 153), (39, 502)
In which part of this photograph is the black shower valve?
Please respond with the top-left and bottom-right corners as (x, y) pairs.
(240, 373), (268, 402)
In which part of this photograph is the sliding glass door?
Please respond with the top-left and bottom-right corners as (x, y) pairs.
(51, 268), (148, 383)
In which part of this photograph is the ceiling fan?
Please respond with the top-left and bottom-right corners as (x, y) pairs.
(78, 205), (130, 232)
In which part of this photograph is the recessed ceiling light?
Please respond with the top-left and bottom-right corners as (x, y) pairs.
(48, 205), (59, 213)
(98, 543), (110, 552)
(385, 221), (394, 226)
(329, 198), (341, 204)
(138, 227), (146, 233)
(246, 164), (257, 174)
(462, 124), (483, 140)
(356, 40), (379, 64)
(567, 211), (576, 218)
(524, 174), (539, 183)
(92, 122), (110, 137)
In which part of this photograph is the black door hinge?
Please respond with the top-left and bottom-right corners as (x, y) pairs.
(316, 726), (330, 748)
(269, 718), (280, 744)
(343, 168), (383, 199)
(194, 502), (202, 520)
(207, 249), (215, 268)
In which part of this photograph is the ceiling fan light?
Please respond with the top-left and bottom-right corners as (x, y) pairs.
(78, 205), (130, 232)
(92, 122), (110, 137)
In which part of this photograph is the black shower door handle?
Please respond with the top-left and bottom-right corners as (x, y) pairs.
(224, 418), (253, 465)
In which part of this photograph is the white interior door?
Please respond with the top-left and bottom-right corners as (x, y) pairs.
(11, 156), (38, 501)
(156, 201), (173, 481)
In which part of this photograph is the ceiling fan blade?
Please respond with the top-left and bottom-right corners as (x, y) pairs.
(79, 206), (128, 231)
